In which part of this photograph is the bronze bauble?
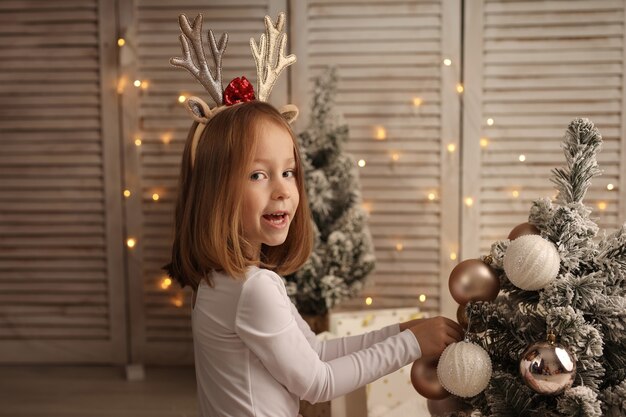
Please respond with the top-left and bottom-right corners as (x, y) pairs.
(449, 259), (500, 304)
(508, 222), (540, 240)
(519, 340), (576, 395)
(410, 357), (450, 400)
(456, 304), (486, 333)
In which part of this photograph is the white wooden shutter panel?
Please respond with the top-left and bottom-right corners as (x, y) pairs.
(292, 0), (461, 316)
(0, 0), (127, 363)
(129, 0), (287, 364)
(463, 0), (626, 259)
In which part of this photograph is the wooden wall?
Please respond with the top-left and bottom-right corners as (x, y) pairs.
(1, 0), (624, 364)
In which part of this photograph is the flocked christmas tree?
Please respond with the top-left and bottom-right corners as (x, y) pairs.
(461, 118), (626, 417)
(283, 68), (376, 316)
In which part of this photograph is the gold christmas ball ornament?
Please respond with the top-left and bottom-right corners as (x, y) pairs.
(448, 259), (500, 304)
(411, 357), (450, 400)
(508, 222), (540, 240)
(503, 234), (560, 291)
(437, 341), (492, 398)
(519, 337), (576, 395)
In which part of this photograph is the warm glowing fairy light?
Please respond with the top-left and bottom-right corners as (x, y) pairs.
(134, 138), (142, 146)
(419, 294), (427, 303)
(173, 296), (184, 308)
(512, 190), (520, 198)
(456, 84), (464, 94)
(358, 159), (366, 167)
(395, 243), (404, 252)
(178, 95), (187, 103)
(117, 38), (126, 47)
(607, 183), (614, 191)
(375, 126), (387, 140)
(365, 297), (373, 306)
(161, 278), (172, 290)
(598, 201), (607, 211)
(391, 153), (400, 161)
(161, 133), (172, 144)
(480, 138), (489, 148)
(443, 58), (452, 66)
(519, 154), (526, 162)
(123, 189), (131, 198)
(487, 118), (494, 126)
(465, 197), (474, 207)
(447, 143), (456, 153)
(428, 193), (436, 201)
(152, 193), (160, 201)
(140, 81), (149, 90)
(126, 238), (136, 248)
(450, 252), (457, 261)
(116, 77), (127, 94)
(133, 79), (142, 88)
(362, 202), (372, 214)
(412, 97), (423, 107)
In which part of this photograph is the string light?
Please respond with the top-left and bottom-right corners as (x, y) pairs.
(447, 143), (456, 153)
(395, 243), (404, 252)
(607, 183), (614, 190)
(480, 138), (489, 148)
(487, 118), (494, 126)
(134, 138), (142, 146)
(456, 83), (464, 94)
(173, 296), (184, 308)
(161, 133), (172, 144)
(464, 197), (474, 207)
(365, 297), (373, 306)
(598, 201), (607, 211)
(519, 154), (526, 162)
(391, 153), (400, 161)
(133, 79), (142, 88)
(178, 95), (187, 103)
(357, 159), (366, 167)
(161, 277), (172, 290)
(126, 238), (136, 248)
(512, 190), (520, 198)
(117, 38), (126, 47)
(362, 202), (372, 214)
(140, 81), (149, 90)
(375, 126), (387, 140)
(419, 294), (427, 303)
(116, 76), (127, 94)
(428, 192), (436, 201)
(123, 189), (131, 198)
(152, 193), (160, 201)
(450, 252), (457, 261)
(443, 58), (452, 66)
(412, 97), (423, 107)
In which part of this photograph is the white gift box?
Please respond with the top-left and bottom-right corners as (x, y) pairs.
(322, 308), (431, 417)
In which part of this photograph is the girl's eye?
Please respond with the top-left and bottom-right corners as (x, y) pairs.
(283, 170), (296, 178)
(250, 172), (267, 181)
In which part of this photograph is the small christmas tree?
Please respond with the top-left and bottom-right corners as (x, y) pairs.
(283, 68), (376, 317)
(464, 119), (626, 417)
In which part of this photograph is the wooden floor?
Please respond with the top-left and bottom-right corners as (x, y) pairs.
(0, 366), (198, 417)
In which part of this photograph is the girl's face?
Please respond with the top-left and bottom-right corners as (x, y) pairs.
(241, 119), (300, 255)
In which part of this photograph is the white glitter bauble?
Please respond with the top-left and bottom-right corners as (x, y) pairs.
(503, 234), (560, 291)
(437, 341), (492, 398)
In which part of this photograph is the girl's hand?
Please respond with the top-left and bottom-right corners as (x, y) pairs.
(407, 316), (464, 359)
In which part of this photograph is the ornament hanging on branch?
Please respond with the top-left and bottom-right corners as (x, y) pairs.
(410, 357), (450, 400)
(508, 222), (540, 240)
(437, 340), (492, 398)
(503, 234), (560, 290)
(448, 258), (500, 304)
(519, 332), (576, 395)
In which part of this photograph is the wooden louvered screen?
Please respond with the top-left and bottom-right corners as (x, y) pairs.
(291, 0), (461, 317)
(125, 0), (288, 364)
(463, 0), (626, 259)
(0, 0), (127, 363)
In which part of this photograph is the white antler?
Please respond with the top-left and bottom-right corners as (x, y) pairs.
(170, 14), (228, 105)
(250, 13), (296, 102)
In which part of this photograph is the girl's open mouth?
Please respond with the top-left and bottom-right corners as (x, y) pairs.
(262, 212), (288, 228)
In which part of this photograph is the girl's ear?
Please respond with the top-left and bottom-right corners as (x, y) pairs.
(184, 96), (212, 124)
(279, 104), (299, 124)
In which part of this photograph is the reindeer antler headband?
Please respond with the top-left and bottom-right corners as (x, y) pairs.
(170, 12), (298, 167)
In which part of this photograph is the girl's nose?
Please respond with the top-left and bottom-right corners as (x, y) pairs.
(271, 180), (290, 200)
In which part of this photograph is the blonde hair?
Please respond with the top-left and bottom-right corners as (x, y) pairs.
(164, 101), (313, 289)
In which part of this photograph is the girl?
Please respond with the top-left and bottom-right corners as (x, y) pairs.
(165, 100), (464, 417)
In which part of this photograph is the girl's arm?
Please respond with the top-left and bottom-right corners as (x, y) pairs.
(290, 303), (404, 361)
(235, 271), (422, 404)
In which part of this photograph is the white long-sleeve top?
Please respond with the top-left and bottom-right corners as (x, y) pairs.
(192, 266), (422, 417)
